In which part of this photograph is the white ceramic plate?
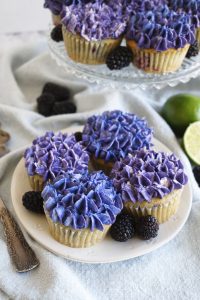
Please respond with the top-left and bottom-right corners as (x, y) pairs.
(11, 127), (192, 264)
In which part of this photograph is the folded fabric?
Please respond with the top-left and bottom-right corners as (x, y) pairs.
(0, 33), (199, 300)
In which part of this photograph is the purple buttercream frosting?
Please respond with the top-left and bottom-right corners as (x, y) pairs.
(24, 132), (89, 182)
(44, 0), (66, 16)
(111, 149), (188, 203)
(126, 3), (196, 50)
(62, 1), (126, 41)
(42, 171), (123, 231)
(82, 110), (153, 163)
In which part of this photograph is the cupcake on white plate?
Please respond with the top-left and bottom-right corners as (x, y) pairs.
(44, 0), (66, 25)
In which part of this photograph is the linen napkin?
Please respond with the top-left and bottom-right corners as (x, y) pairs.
(0, 33), (200, 300)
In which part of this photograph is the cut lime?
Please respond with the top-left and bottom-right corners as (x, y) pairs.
(183, 121), (200, 164)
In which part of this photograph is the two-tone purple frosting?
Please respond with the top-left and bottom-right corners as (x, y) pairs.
(62, 1), (126, 41)
(82, 110), (153, 163)
(24, 132), (89, 182)
(42, 171), (123, 231)
(44, 0), (66, 16)
(126, 3), (196, 50)
(111, 149), (188, 203)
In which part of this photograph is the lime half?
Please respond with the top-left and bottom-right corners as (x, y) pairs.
(183, 121), (200, 164)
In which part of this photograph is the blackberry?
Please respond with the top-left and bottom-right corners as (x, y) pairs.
(37, 93), (55, 116)
(136, 215), (159, 240)
(106, 46), (133, 70)
(42, 82), (71, 102)
(74, 131), (82, 142)
(193, 166), (200, 186)
(51, 24), (63, 42)
(186, 41), (199, 58)
(110, 213), (135, 242)
(52, 101), (77, 115)
(22, 191), (44, 214)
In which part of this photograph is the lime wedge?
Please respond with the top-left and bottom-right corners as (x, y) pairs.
(183, 121), (200, 164)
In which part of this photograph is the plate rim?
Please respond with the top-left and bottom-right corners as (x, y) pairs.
(11, 129), (193, 264)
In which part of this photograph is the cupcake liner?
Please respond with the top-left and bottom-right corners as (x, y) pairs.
(28, 175), (45, 192)
(127, 40), (189, 73)
(45, 210), (110, 248)
(52, 14), (61, 26)
(91, 156), (114, 175)
(196, 28), (200, 49)
(124, 189), (183, 223)
(62, 26), (122, 64)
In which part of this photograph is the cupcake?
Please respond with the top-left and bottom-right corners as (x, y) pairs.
(24, 132), (89, 191)
(42, 171), (123, 248)
(44, 0), (66, 25)
(62, 1), (126, 64)
(126, 5), (195, 73)
(111, 149), (188, 223)
(82, 110), (153, 174)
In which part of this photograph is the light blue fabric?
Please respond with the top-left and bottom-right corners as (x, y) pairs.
(0, 33), (199, 300)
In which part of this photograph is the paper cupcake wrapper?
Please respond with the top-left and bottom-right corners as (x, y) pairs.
(62, 26), (122, 64)
(28, 175), (45, 192)
(124, 189), (182, 223)
(196, 28), (200, 49)
(127, 40), (189, 73)
(45, 211), (110, 248)
(52, 14), (61, 26)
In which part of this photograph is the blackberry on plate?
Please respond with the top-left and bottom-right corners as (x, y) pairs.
(193, 166), (200, 186)
(110, 213), (135, 242)
(186, 41), (199, 59)
(37, 93), (55, 116)
(106, 46), (133, 70)
(22, 191), (44, 214)
(42, 82), (71, 102)
(52, 101), (77, 115)
(74, 131), (82, 142)
(51, 24), (63, 42)
(136, 215), (159, 240)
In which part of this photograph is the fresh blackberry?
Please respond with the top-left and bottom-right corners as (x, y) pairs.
(37, 93), (55, 116)
(136, 215), (159, 240)
(186, 41), (199, 58)
(106, 46), (133, 70)
(22, 191), (44, 214)
(110, 213), (135, 242)
(51, 24), (63, 42)
(193, 166), (200, 186)
(74, 131), (82, 142)
(52, 101), (77, 115)
(42, 82), (71, 102)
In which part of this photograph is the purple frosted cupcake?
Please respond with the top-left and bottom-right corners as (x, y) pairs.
(44, 0), (66, 25)
(42, 171), (123, 248)
(24, 132), (89, 191)
(111, 149), (188, 223)
(82, 110), (153, 174)
(62, 0), (126, 64)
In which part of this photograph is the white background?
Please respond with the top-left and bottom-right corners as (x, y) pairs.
(0, 0), (50, 33)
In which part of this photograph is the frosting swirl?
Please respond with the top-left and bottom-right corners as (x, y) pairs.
(126, 4), (196, 50)
(24, 132), (89, 182)
(62, 1), (126, 41)
(82, 110), (153, 162)
(111, 149), (188, 203)
(42, 171), (123, 231)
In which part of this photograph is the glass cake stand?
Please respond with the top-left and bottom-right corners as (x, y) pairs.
(48, 36), (200, 90)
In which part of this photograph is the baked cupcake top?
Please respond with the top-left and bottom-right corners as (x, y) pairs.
(111, 149), (188, 203)
(82, 110), (153, 162)
(62, 0), (126, 41)
(24, 132), (89, 182)
(126, 4), (195, 50)
(42, 171), (123, 231)
(44, 0), (66, 15)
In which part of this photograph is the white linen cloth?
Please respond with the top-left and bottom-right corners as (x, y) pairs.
(0, 33), (200, 300)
